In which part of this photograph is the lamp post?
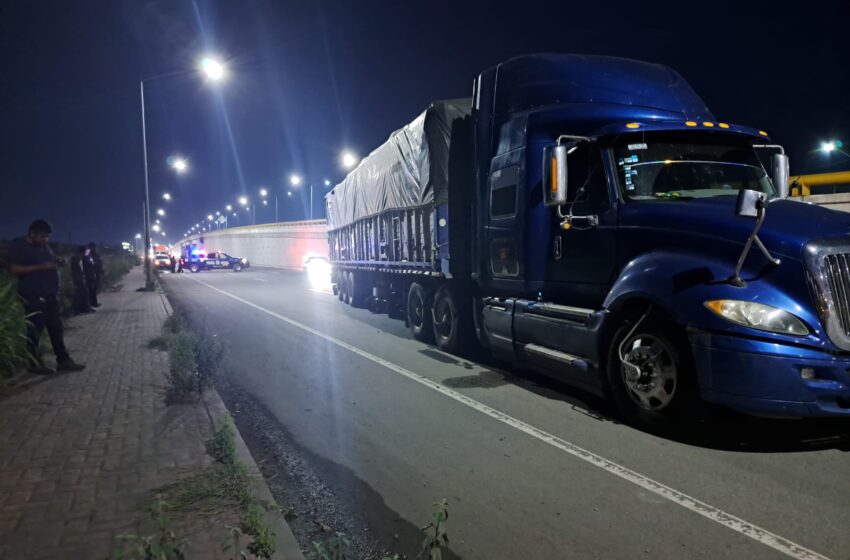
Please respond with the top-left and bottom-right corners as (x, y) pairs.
(139, 56), (225, 290)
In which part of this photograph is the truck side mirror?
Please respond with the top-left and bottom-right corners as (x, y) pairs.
(772, 153), (790, 199)
(735, 189), (767, 218)
(542, 144), (569, 207)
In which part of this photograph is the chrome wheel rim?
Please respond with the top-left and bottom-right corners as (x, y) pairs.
(433, 298), (452, 339)
(409, 293), (425, 329)
(621, 334), (677, 411)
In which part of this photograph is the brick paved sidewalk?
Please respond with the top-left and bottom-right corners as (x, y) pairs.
(0, 267), (303, 559)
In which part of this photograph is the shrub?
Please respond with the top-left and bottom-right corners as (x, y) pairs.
(205, 414), (237, 466)
(162, 313), (186, 337)
(192, 329), (223, 393)
(165, 331), (200, 403)
(0, 274), (31, 376)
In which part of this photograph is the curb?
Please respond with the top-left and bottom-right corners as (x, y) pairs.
(158, 290), (305, 560)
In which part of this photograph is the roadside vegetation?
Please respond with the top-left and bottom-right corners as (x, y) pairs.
(113, 414), (278, 559)
(155, 311), (223, 403)
(0, 274), (31, 380)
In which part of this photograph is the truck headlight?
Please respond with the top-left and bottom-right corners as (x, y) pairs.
(704, 300), (808, 336)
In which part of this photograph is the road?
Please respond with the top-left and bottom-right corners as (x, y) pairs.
(162, 267), (850, 560)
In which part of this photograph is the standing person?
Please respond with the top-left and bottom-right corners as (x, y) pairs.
(83, 245), (100, 308)
(70, 246), (94, 314)
(7, 220), (86, 373)
(88, 243), (104, 295)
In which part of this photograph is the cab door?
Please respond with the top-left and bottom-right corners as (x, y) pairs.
(543, 144), (618, 308)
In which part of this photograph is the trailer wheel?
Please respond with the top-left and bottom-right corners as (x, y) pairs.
(432, 285), (469, 353)
(336, 270), (346, 302)
(606, 316), (698, 429)
(342, 272), (353, 305)
(348, 271), (369, 308)
(407, 282), (434, 343)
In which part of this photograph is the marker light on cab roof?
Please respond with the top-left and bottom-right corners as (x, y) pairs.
(626, 122), (641, 129)
(685, 121), (697, 127)
(703, 122), (714, 127)
(719, 123), (730, 129)
(759, 130), (769, 136)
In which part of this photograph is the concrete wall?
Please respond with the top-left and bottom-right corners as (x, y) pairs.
(179, 220), (328, 270)
(791, 193), (850, 214)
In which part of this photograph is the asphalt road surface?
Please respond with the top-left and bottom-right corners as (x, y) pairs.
(162, 267), (850, 560)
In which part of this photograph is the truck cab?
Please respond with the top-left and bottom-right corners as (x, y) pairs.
(473, 55), (850, 423)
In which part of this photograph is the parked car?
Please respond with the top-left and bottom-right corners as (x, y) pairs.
(187, 251), (249, 273)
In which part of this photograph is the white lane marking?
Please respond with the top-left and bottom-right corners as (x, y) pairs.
(184, 274), (830, 560)
(252, 277), (269, 282)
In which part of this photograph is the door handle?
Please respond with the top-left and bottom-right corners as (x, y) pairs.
(561, 214), (599, 230)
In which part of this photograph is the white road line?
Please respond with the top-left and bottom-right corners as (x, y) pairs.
(252, 277), (269, 282)
(185, 274), (830, 560)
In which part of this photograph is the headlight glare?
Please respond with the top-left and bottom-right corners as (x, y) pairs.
(705, 300), (808, 336)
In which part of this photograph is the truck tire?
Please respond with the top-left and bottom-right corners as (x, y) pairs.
(407, 282), (434, 343)
(233, 263), (243, 272)
(606, 316), (699, 430)
(190, 263), (200, 273)
(336, 270), (346, 302)
(348, 271), (369, 308)
(432, 285), (469, 353)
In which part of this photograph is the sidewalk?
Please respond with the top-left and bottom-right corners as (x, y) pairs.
(0, 266), (303, 559)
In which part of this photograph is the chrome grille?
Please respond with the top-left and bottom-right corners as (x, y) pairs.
(804, 240), (850, 351)
(823, 254), (850, 336)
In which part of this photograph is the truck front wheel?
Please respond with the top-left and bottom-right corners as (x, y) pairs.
(407, 282), (434, 343)
(432, 285), (469, 353)
(606, 317), (698, 429)
(190, 263), (200, 273)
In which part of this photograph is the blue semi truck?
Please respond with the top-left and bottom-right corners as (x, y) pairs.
(326, 54), (850, 424)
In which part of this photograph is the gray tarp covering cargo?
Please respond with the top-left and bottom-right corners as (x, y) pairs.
(326, 99), (472, 231)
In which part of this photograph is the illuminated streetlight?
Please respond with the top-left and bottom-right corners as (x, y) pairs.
(324, 179), (331, 187)
(157, 208), (165, 216)
(135, 233), (142, 239)
(341, 151), (359, 169)
(152, 224), (161, 232)
(259, 188), (268, 197)
(226, 205), (233, 212)
(207, 214), (214, 221)
(171, 157), (188, 173)
(162, 192), (171, 201)
(287, 191), (292, 196)
(239, 196), (248, 206)
(155, 219), (160, 225)
(216, 211), (221, 216)
(200, 57), (226, 81)
(289, 174), (302, 186)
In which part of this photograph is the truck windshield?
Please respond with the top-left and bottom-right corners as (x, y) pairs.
(612, 132), (775, 201)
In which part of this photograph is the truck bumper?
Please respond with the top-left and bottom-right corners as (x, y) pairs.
(689, 332), (850, 417)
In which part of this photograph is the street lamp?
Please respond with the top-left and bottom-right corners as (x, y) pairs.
(170, 158), (188, 174)
(139, 54), (225, 290)
(290, 173), (335, 220)
(157, 208), (165, 217)
(162, 192), (171, 201)
(341, 151), (359, 170)
(152, 224), (161, 232)
(820, 140), (847, 157)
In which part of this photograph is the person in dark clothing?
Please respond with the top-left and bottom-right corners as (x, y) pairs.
(83, 245), (100, 308)
(87, 243), (104, 295)
(70, 246), (95, 314)
(7, 220), (86, 374)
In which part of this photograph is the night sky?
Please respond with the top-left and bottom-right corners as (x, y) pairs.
(1, 0), (848, 245)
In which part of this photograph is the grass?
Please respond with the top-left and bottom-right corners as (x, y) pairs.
(0, 273), (32, 377)
(150, 413), (277, 559)
(160, 312), (222, 403)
